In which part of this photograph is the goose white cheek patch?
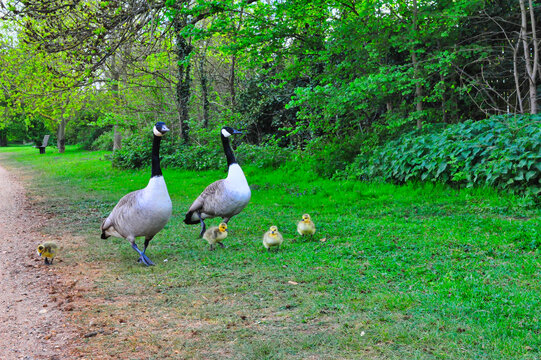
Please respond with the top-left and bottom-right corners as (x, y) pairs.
(221, 128), (232, 137)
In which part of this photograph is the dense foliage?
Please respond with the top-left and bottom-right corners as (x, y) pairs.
(111, 133), (290, 171)
(351, 115), (541, 196)
(111, 113), (541, 201)
(1, 0), (540, 198)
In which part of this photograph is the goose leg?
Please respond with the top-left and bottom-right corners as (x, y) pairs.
(141, 237), (155, 266)
(218, 242), (225, 249)
(198, 213), (206, 238)
(130, 238), (154, 266)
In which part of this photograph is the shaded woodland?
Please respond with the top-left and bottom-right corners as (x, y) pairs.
(0, 1), (539, 186)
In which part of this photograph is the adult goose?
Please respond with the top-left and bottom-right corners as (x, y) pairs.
(184, 126), (251, 237)
(100, 122), (172, 266)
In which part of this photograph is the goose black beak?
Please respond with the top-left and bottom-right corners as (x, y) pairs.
(161, 125), (170, 133)
(232, 128), (243, 134)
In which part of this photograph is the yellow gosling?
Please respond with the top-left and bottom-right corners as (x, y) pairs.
(263, 225), (284, 251)
(37, 242), (58, 265)
(297, 213), (316, 238)
(202, 222), (228, 251)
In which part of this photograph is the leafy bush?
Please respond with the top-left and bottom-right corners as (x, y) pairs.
(161, 143), (225, 171)
(111, 131), (291, 171)
(235, 143), (292, 169)
(304, 133), (377, 179)
(91, 130), (114, 151)
(65, 110), (107, 149)
(350, 114), (541, 196)
(112, 132), (153, 169)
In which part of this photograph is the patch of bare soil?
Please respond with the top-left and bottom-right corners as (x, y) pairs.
(0, 161), (186, 360)
(0, 164), (84, 359)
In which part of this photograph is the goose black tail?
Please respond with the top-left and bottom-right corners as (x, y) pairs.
(184, 211), (200, 225)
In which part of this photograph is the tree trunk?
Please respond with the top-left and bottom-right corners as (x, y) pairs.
(113, 124), (122, 151)
(519, 0), (538, 114)
(512, 39), (524, 113)
(57, 117), (67, 153)
(56, 100), (69, 153)
(411, 0), (423, 129)
(109, 55), (123, 152)
(198, 45), (210, 128)
(229, 54), (237, 110)
(173, 13), (192, 143)
(440, 72), (447, 123)
(229, 8), (244, 111)
(0, 130), (7, 147)
(111, 70), (122, 151)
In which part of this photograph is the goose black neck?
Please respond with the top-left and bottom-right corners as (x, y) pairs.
(221, 134), (237, 167)
(151, 135), (163, 178)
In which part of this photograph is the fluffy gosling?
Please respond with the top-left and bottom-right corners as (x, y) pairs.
(203, 222), (228, 251)
(263, 225), (284, 251)
(37, 242), (58, 265)
(297, 213), (316, 239)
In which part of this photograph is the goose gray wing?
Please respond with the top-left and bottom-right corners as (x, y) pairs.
(101, 190), (140, 235)
(184, 180), (224, 223)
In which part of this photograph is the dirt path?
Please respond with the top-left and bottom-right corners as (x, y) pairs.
(0, 164), (76, 359)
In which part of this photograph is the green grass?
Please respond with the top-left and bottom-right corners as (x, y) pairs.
(1, 145), (540, 359)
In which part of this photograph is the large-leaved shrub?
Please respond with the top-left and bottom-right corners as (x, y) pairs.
(350, 115), (541, 196)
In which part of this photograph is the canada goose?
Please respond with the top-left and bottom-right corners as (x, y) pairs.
(203, 222), (228, 251)
(297, 213), (316, 238)
(184, 126), (251, 237)
(100, 122), (172, 266)
(263, 225), (284, 251)
(37, 242), (58, 265)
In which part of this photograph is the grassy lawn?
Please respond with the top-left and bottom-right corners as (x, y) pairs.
(1, 145), (540, 359)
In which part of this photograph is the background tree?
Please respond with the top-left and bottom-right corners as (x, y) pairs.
(1, 0), (538, 173)
(455, 0), (540, 115)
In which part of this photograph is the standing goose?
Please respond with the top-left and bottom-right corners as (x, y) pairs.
(100, 122), (172, 266)
(184, 126), (251, 237)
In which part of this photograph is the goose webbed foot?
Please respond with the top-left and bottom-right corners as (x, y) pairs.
(131, 242), (155, 266)
(44, 258), (51, 265)
(137, 255), (155, 266)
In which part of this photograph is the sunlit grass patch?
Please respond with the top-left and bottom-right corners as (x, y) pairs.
(0, 145), (539, 359)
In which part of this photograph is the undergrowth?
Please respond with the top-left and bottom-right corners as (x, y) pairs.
(350, 114), (541, 197)
(110, 115), (540, 202)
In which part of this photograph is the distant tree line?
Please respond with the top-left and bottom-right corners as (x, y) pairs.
(0, 0), (539, 152)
